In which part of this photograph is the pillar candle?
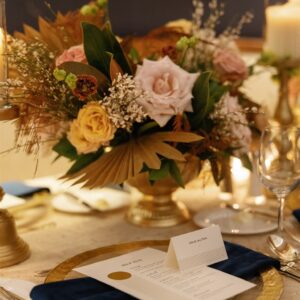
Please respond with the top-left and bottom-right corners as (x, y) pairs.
(0, 28), (5, 82)
(265, 0), (300, 58)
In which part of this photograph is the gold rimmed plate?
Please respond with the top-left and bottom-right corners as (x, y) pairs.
(45, 240), (283, 300)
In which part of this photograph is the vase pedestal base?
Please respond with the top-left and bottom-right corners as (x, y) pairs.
(126, 197), (190, 227)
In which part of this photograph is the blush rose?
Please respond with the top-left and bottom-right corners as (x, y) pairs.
(134, 56), (199, 127)
(56, 44), (87, 66)
(213, 49), (248, 83)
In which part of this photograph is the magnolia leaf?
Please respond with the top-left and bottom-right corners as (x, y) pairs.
(64, 131), (202, 188)
(102, 24), (133, 75)
(110, 58), (123, 82)
(67, 150), (104, 175)
(240, 153), (253, 171)
(53, 137), (78, 161)
(190, 72), (211, 129)
(129, 47), (140, 64)
(60, 62), (110, 92)
(209, 157), (222, 186)
(82, 23), (111, 78)
(82, 23), (132, 78)
(149, 160), (170, 181)
(169, 160), (184, 187)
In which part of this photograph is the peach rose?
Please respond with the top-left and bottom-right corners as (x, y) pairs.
(56, 45), (86, 66)
(213, 49), (248, 82)
(67, 102), (116, 154)
(134, 56), (199, 127)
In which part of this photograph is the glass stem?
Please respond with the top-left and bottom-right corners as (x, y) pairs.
(277, 196), (285, 233)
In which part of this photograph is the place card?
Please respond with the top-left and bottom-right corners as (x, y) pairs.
(165, 226), (228, 270)
(75, 247), (255, 300)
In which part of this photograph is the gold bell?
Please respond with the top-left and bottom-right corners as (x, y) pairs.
(0, 187), (30, 268)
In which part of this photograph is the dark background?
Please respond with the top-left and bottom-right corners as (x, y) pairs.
(6, 0), (272, 37)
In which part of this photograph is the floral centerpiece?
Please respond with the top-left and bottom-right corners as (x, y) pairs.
(3, 0), (256, 226)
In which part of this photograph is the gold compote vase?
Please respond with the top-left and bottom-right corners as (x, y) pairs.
(126, 155), (200, 227)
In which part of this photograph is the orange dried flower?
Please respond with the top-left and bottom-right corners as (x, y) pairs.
(73, 75), (98, 100)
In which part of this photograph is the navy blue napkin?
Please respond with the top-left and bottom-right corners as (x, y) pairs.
(30, 241), (279, 300)
(1, 181), (50, 198)
(293, 209), (300, 222)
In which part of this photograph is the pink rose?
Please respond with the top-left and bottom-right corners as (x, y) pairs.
(213, 49), (248, 82)
(134, 56), (199, 127)
(55, 45), (86, 66)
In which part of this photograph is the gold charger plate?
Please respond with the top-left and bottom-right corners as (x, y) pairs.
(45, 240), (283, 300)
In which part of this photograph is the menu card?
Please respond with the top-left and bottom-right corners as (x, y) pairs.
(75, 228), (255, 300)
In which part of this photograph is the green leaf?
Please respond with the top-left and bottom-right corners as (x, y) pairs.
(169, 160), (184, 188)
(148, 160), (170, 181)
(53, 137), (78, 161)
(209, 157), (222, 186)
(129, 47), (140, 64)
(240, 154), (253, 171)
(209, 80), (227, 104)
(67, 150), (104, 175)
(82, 23), (132, 78)
(102, 25), (133, 75)
(137, 121), (159, 135)
(82, 23), (112, 78)
(190, 72), (211, 129)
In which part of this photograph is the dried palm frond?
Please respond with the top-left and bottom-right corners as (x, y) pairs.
(14, 9), (106, 53)
(65, 132), (202, 188)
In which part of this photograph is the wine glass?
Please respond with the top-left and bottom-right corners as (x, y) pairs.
(257, 125), (300, 233)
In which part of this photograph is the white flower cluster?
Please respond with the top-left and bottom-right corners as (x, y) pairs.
(210, 93), (252, 155)
(101, 73), (147, 131)
(183, 0), (252, 71)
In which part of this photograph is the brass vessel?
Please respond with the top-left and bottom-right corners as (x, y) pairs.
(126, 156), (200, 227)
(0, 187), (30, 268)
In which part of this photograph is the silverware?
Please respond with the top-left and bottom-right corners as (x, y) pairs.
(223, 203), (277, 219)
(279, 262), (300, 281)
(267, 234), (300, 262)
(7, 194), (50, 215)
(0, 286), (25, 300)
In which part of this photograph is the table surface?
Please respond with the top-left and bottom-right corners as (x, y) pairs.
(0, 186), (299, 300)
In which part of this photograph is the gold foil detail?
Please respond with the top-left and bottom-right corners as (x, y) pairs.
(108, 271), (132, 280)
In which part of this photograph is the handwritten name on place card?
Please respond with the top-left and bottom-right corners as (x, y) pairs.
(165, 226), (228, 270)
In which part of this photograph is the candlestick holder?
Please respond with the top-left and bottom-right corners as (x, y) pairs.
(259, 53), (300, 125)
(0, 187), (30, 268)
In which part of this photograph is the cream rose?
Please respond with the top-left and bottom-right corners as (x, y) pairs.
(68, 102), (116, 154)
(134, 56), (199, 127)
